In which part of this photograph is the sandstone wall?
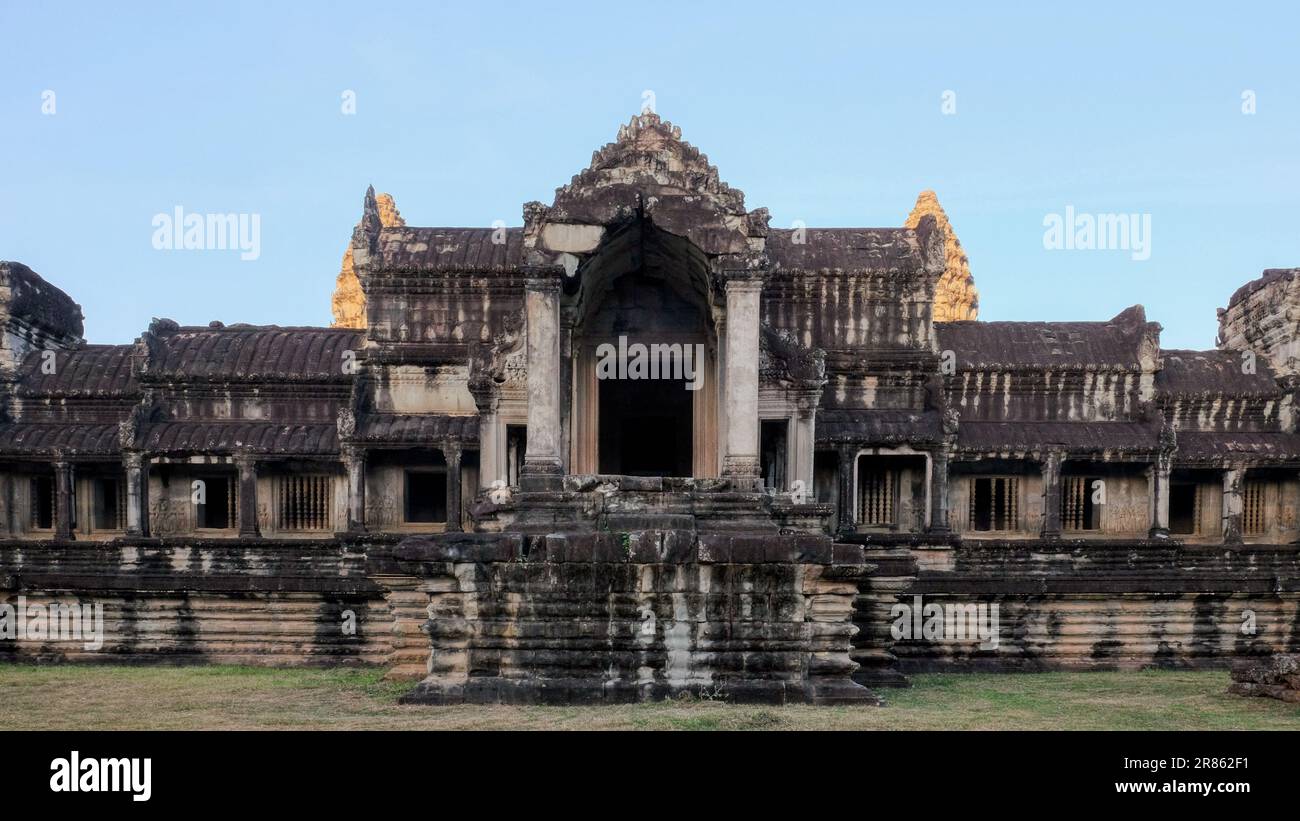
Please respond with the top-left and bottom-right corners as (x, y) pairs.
(863, 541), (1300, 673)
(0, 540), (391, 666)
(370, 531), (876, 704)
(6, 537), (1298, 680)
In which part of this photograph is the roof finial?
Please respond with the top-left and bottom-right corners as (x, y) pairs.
(352, 185), (382, 252)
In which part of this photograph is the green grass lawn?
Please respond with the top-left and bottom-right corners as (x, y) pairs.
(1, 665), (1296, 730)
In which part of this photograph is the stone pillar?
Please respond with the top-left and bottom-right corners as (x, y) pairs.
(124, 452), (149, 537)
(1148, 454), (1172, 539)
(476, 398), (501, 491)
(722, 274), (763, 484)
(54, 460), (74, 541)
(791, 400), (817, 500)
(838, 446), (857, 535)
(521, 275), (563, 490)
(236, 454), (260, 538)
(343, 447), (366, 532)
(444, 441), (463, 533)
(1223, 464), (1244, 544)
(1040, 451), (1063, 539)
(928, 447), (951, 535)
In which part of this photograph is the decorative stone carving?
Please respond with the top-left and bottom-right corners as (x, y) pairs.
(486, 479), (512, 505)
(469, 308), (526, 394)
(759, 324), (826, 386)
(336, 407), (357, 440)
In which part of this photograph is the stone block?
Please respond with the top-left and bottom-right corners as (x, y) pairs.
(832, 543), (868, 565)
(697, 533), (732, 563)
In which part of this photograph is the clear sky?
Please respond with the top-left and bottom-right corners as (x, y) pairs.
(1, 1), (1297, 349)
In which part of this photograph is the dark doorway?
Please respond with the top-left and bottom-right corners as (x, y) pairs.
(598, 375), (692, 476)
(1169, 483), (1199, 535)
(404, 470), (447, 523)
(760, 419), (788, 491)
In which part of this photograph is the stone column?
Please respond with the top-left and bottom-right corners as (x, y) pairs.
(235, 454), (260, 538)
(1148, 454), (1172, 539)
(838, 446), (857, 535)
(1040, 451), (1063, 539)
(722, 274), (763, 485)
(124, 452), (149, 537)
(1223, 464), (1244, 544)
(54, 460), (74, 541)
(444, 441), (462, 533)
(475, 396), (501, 491)
(928, 447), (951, 535)
(521, 275), (563, 490)
(791, 400), (817, 500)
(343, 447), (366, 532)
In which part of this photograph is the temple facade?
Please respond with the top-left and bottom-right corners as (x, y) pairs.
(2, 113), (1299, 702)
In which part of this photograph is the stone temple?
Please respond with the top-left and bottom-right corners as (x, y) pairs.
(2, 112), (1299, 703)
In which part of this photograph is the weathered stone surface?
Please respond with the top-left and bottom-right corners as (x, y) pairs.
(1228, 654), (1300, 702)
(0, 540), (390, 666)
(374, 531), (878, 705)
(871, 542), (1300, 674)
(1218, 267), (1300, 379)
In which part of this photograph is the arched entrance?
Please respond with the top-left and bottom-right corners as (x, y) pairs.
(568, 219), (719, 478)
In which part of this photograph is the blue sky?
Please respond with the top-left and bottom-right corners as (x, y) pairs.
(1, 1), (1297, 349)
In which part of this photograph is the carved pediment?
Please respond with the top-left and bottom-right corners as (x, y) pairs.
(528, 112), (767, 258)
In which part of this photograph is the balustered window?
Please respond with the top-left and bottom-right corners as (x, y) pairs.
(1062, 476), (1101, 531)
(277, 474), (333, 531)
(91, 477), (126, 531)
(969, 477), (1019, 531)
(856, 467), (897, 527)
(1243, 481), (1267, 536)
